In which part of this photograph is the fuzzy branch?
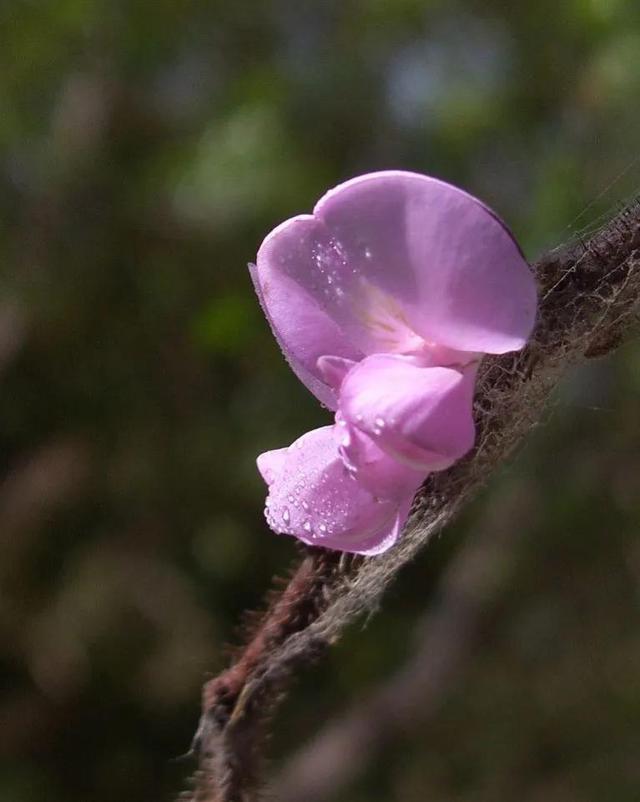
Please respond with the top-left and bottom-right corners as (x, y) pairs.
(181, 201), (640, 802)
(272, 480), (533, 802)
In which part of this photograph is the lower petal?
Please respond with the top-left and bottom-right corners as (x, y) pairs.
(352, 495), (415, 556)
(257, 447), (287, 486)
(261, 425), (411, 555)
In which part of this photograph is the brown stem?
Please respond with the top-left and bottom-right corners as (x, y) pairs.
(186, 549), (360, 801)
(181, 200), (640, 802)
(272, 482), (533, 801)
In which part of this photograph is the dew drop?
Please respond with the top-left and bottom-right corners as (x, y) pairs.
(288, 495), (295, 504)
(282, 507), (290, 524)
(302, 500), (310, 511)
(303, 521), (312, 533)
(319, 523), (327, 534)
(364, 247), (372, 259)
(374, 416), (386, 429)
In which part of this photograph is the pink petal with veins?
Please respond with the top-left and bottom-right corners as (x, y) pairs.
(315, 171), (536, 354)
(254, 172), (536, 377)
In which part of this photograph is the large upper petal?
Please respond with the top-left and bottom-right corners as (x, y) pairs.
(249, 259), (361, 409)
(257, 425), (419, 555)
(254, 172), (536, 386)
(315, 172), (537, 354)
(339, 354), (477, 471)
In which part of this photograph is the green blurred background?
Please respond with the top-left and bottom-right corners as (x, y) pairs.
(1, 1), (639, 800)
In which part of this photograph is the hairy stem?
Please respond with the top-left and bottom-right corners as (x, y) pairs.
(181, 201), (640, 802)
(273, 481), (533, 802)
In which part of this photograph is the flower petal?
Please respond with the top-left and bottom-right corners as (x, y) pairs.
(255, 173), (535, 374)
(317, 355), (356, 391)
(339, 354), (477, 471)
(251, 223), (363, 409)
(350, 496), (414, 556)
(337, 418), (426, 498)
(315, 171), (537, 354)
(261, 425), (412, 555)
(256, 447), (287, 486)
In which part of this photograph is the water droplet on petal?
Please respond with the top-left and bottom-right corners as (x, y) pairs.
(282, 507), (290, 524)
(374, 417), (386, 429)
(303, 521), (312, 533)
(319, 523), (327, 534)
(302, 500), (310, 511)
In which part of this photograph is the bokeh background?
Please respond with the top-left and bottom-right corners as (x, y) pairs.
(1, 1), (640, 801)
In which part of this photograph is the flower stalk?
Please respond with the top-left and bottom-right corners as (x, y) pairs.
(181, 198), (640, 802)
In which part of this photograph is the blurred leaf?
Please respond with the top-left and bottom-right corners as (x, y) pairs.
(191, 292), (259, 355)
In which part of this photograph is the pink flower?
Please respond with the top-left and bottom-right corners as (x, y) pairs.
(251, 171), (537, 555)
